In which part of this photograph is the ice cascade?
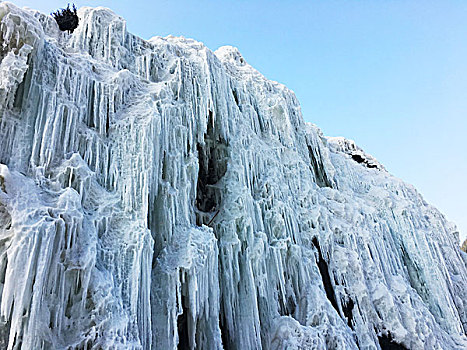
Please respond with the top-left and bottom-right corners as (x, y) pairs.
(0, 3), (466, 349)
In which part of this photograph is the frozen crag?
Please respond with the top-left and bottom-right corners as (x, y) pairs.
(0, 3), (466, 349)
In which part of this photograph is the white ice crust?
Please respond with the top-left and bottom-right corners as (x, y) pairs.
(0, 3), (466, 349)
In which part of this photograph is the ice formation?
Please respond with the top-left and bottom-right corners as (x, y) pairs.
(0, 3), (466, 349)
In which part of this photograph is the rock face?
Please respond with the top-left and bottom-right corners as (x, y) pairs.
(0, 3), (466, 349)
(462, 240), (467, 253)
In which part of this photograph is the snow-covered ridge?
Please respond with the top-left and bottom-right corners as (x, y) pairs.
(0, 2), (466, 349)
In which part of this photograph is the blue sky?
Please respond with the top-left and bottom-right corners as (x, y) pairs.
(13, 0), (467, 241)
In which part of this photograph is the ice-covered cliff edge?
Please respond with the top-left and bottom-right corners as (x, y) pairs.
(0, 3), (466, 349)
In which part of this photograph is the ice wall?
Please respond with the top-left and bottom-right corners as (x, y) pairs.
(0, 3), (466, 349)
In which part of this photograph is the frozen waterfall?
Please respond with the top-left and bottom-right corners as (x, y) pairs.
(0, 3), (466, 349)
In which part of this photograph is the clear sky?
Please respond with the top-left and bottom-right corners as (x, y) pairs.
(12, 0), (467, 242)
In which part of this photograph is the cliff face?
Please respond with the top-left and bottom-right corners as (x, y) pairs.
(0, 3), (466, 349)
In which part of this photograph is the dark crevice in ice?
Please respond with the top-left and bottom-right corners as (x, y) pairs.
(378, 333), (408, 350)
(161, 151), (168, 181)
(307, 145), (332, 188)
(87, 81), (96, 128)
(219, 305), (231, 350)
(232, 89), (239, 107)
(147, 189), (169, 259)
(287, 296), (297, 317)
(105, 99), (110, 135)
(177, 293), (190, 350)
(279, 294), (297, 318)
(342, 298), (354, 329)
(195, 110), (228, 226)
(253, 103), (265, 133)
(312, 237), (339, 312)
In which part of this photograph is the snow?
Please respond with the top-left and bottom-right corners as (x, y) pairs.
(0, 2), (466, 349)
